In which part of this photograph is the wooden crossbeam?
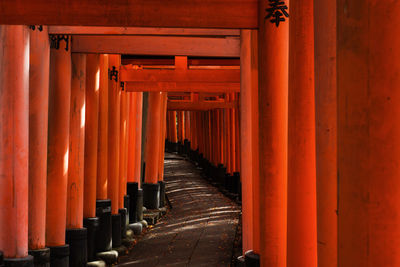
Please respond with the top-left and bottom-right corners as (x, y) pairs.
(121, 58), (240, 66)
(120, 68), (240, 83)
(71, 35), (239, 57)
(167, 101), (237, 111)
(0, 0), (257, 29)
(125, 82), (239, 93)
(49, 26), (240, 36)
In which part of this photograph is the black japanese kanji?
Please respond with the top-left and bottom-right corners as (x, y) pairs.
(50, 35), (69, 51)
(265, 0), (289, 27)
(108, 66), (118, 82)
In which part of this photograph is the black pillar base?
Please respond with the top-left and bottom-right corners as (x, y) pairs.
(4, 255), (33, 267)
(95, 199), (112, 252)
(0, 251), (4, 267)
(244, 250), (260, 267)
(142, 183), (160, 210)
(124, 195), (130, 223)
(83, 217), (99, 262)
(137, 188), (144, 221)
(127, 183), (139, 223)
(48, 245), (69, 267)
(111, 214), (122, 248)
(65, 228), (87, 267)
(158, 181), (166, 208)
(118, 208), (128, 238)
(28, 248), (50, 267)
(216, 164), (226, 186)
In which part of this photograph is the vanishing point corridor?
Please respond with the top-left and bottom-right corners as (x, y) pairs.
(118, 153), (240, 266)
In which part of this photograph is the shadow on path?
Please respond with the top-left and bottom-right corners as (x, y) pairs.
(118, 153), (241, 267)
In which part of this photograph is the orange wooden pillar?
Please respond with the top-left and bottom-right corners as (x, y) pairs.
(338, 1), (400, 266)
(66, 53), (87, 266)
(240, 29), (259, 258)
(158, 93), (168, 208)
(127, 92), (144, 224)
(143, 92), (163, 209)
(258, 0), (289, 265)
(83, 54), (100, 261)
(170, 111), (178, 152)
(107, 54), (122, 248)
(97, 54), (109, 200)
(0, 25), (33, 265)
(46, 34), (71, 266)
(118, 87), (129, 236)
(314, 0), (337, 266)
(95, 54), (112, 252)
(287, 0), (317, 266)
(28, 26), (50, 264)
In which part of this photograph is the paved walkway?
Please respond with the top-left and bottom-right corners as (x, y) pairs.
(118, 153), (241, 267)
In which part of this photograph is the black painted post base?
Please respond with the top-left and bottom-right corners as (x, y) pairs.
(111, 214), (122, 248)
(48, 245), (69, 267)
(158, 181), (166, 207)
(124, 195), (130, 224)
(142, 183), (160, 210)
(137, 188), (144, 221)
(118, 208), (128, 238)
(28, 247), (50, 267)
(65, 228), (87, 267)
(244, 250), (260, 267)
(83, 217), (99, 262)
(127, 183), (139, 223)
(95, 199), (112, 252)
(4, 255), (34, 267)
(0, 251), (4, 267)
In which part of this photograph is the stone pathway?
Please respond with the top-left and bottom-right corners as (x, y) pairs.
(118, 153), (241, 267)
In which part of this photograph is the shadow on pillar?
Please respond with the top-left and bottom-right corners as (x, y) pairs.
(65, 228), (87, 267)
(142, 183), (160, 210)
(83, 217), (99, 262)
(28, 248), (50, 267)
(95, 200), (112, 252)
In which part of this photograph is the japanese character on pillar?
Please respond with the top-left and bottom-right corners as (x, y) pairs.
(108, 66), (119, 82)
(265, 0), (289, 27)
(49, 35), (70, 51)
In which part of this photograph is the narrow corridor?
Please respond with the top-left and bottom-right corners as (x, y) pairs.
(118, 153), (241, 266)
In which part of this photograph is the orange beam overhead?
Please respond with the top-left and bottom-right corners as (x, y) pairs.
(120, 68), (240, 83)
(126, 82), (239, 93)
(49, 26), (240, 36)
(167, 101), (237, 111)
(71, 35), (240, 57)
(121, 58), (240, 67)
(0, 0), (257, 28)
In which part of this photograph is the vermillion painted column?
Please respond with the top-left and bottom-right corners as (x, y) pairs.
(66, 53), (87, 267)
(28, 26), (50, 265)
(240, 29), (259, 257)
(96, 54), (112, 252)
(127, 93), (137, 184)
(158, 93), (168, 208)
(171, 111), (178, 151)
(338, 1), (400, 266)
(314, 0), (337, 266)
(143, 92), (163, 209)
(0, 25), (32, 265)
(46, 34), (71, 266)
(119, 88), (129, 236)
(83, 54), (100, 261)
(287, 0), (317, 266)
(97, 54), (109, 200)
(107, 54), (122, 248)
(258, 0), (289, 265)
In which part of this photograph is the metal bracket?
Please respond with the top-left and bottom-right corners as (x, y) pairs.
(29, 25), (43, 31)
(50, 35), (70, 51)
(108, 66), (118, 82)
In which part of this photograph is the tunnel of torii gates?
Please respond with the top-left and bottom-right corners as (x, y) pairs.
(0, 0), (398, 267)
